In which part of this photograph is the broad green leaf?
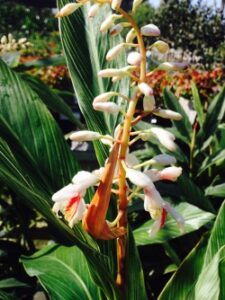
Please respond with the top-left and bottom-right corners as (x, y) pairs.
(191, 81), (204, 127)
(205, 183), (225, 197)
(197, 149), (225, 175)
(133, 203), (214, 245)
(158, 234), (209, 300)
(0, 278), (28, 289)
(0, 59), (120, 299)
(125, 228), (147, 299)
(163, 88), (192, 143)
(197, 86), (225, 149)
(21, 244), (100, 300)
(195, 246), (225, 300)
(21, 73), (83, 128)
(219, 258), (225, 300)
(178, 175), (215, 212)
(57, 0), (129, 164)
(203, 200), (225, 267)
(0, 58), (78, 190)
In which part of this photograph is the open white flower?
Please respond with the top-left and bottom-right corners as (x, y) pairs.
(52, 171), (99, 227)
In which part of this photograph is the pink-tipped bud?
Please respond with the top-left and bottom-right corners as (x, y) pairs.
(141, 24), (160, 37)
(111, 0), (122, 10)
(127, 51), (141, 66)
(70, 130), (101, 142)
(143, 95), (155, 111)
(88, 3), (100, 18)
(150, 154), (177, 165)
(109, 24), (123, 37)
(154, 109), (182, 121)
(152, 40), (169, 53)
(144, 169), (161, 182)
(158, 62), (189, 71)
(159, 166), (182, 181)
(126, 28), (137, 43)
(112, 76), (123, 82)
(132, 0), (143, 12)
(55, 3), (82, 18)
(100, 14), (122, 32)
(126, 168), (154, 188)
(106, 43), (124, 61)
(138, 83), (153, 96)
(93, 102), (121, 113)
(93, 92), (118, 103)
(150, 127), (177, 151)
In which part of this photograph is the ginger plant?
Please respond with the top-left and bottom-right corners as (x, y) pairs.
(53, 0), (186, 290)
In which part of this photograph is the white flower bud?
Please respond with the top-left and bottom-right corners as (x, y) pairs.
(106, 43), (124, 61)
(159, 166), (182, 181)
(150, 154), (176, 165)
(18, 37), (27, 44)
(98, 68), (125, 78)
(127, 51), (141, 65)
(70, 130), (101, 142)
(126, 28), (137, 43)
(98, 66), (136, 78)
(143, 95), (155, 111)
(138, 83), (153, 96)
(93, 102), (121, 113)
(109, 24), (123, 37)
(93, 92), (118, 103)
(8, 33), (13, 43)
(126, 168), (154, 188)
(111, 0), (122, 10)
(141, 24), (160, 37)
(144, 169), (161, 182)
(158, 62), (189, 71)
(88, 3), (100, 18)
(151, 40), (169, 53)
(1, 35), (7, 44)
(112, 76), (123, 82)
(72, 170), (99, 188)
(132, 0), (143, 12)
(100, 14), (122, 32)
(154, 109), (182, 121)
(150, 127), (177, 151)
(55, 3), (82, 18)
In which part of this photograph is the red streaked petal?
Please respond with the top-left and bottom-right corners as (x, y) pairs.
(160, 208), (168, 228)
(64, 195), (80, 223)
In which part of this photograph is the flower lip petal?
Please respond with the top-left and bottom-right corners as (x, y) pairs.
(52, 184), (79, 202)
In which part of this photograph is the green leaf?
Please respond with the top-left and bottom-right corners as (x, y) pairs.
(57, 0), (129, 164)
(21, 244), (100, 300)
(134, 203), (214, 246)
(197, 149), (225, 176)
(125, 228), (147, 299)
(163, 88), (192, 143)
(0, 290), (14, 300)
(197, 86), (225, 149)
(21, 74), (83, 128)
(0, 58), (120, 299)
(178, 175), (215, 212)
(205, 183), (225, 197)
(0, 278), (28, 289)
(191, 81), (204, 127)
(203, 200), (225, 267)
(194, 246), (225, 300)
(0, 58), (78, 191)
(158, 234), (209, 300)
